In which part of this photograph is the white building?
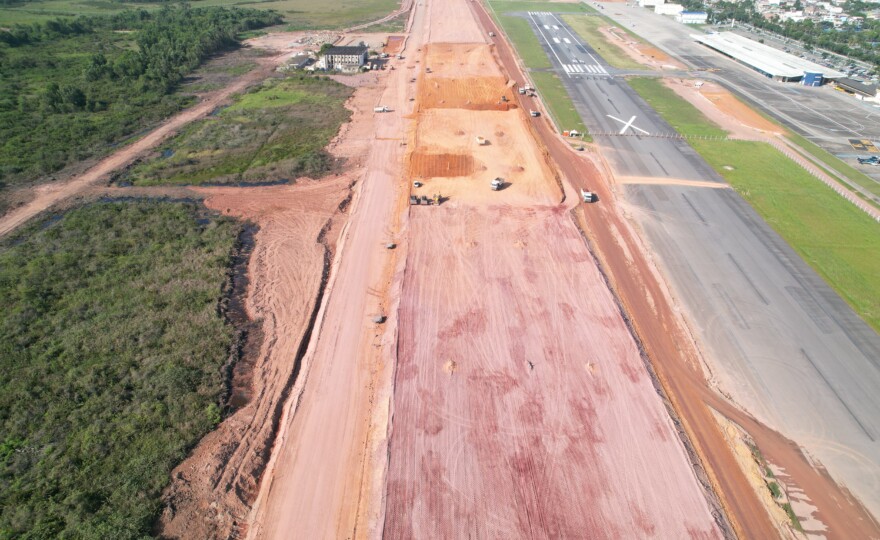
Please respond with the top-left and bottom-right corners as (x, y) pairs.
(320, 44), (369, 72)
(657, 3), (685, 15)
(676, 11), (709, 23)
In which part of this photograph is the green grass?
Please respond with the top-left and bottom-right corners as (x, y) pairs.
(785, 132), (880, 199)
(531, 71), (586, 134)
(783, 502), (804, 532)
(768, 481), (782, 499)
(0, 200), (242, 538)
(628, 77), (728, 137)
(0, 0), (402, 28)
(690, 139), (880, 331)
(496, 15), (552, 69)
(124, 76), (353, 186)
(487, 3), (589, 136)
(561, 14), (642, 70)
(488, 0), (588, 14)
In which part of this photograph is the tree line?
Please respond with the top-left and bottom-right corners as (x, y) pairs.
(0, 6), (281, 195)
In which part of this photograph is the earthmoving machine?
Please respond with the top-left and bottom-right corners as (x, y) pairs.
(501, 95), (509, 103)
(491, 178), (503, 191)
(857, 156), (879, 165)
(581, 189), (596, 203)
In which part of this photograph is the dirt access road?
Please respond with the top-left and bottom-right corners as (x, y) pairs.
(0, 43), (302, 239)
(243, 10), (419, 540)
(471, 1), (880, 537)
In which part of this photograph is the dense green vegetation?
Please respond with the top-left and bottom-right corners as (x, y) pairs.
(690, 139), (880, 331)
(0, 201), (242, 538)
(561, 14), (643, 70)
(122, 76), (353, 186)
(628, 77), (728, 137)
(0, 0), (399, 28)
(0, 6), (280, 211)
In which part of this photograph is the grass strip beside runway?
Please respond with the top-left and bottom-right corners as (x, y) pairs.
(561, 14), (643, 70)
(691, 139), (880, 332)
(530, 71), (587, 135)
(628, 77), (728, 138)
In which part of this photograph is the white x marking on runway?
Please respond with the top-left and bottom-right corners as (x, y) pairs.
(607, 115), (649, 135)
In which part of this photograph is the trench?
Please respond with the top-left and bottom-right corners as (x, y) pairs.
(217, 222), (263, 413)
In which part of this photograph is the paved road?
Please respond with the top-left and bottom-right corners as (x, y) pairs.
(526, 10), (880, 520)
(593, 3), (880, 184)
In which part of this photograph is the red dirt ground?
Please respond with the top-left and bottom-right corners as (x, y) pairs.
(385, 35), (405, 54)
(418, 76), (515, 110)
(409, 151), (475, 177)
(383, 206), (723, 538)
(470, 1), (880, 537)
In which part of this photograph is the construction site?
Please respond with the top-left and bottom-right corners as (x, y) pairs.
(3, 0), (878, 537)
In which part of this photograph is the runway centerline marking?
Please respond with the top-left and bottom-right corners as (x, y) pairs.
(607, 114), (649, 135)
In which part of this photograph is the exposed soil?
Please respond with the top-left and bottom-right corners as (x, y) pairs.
(599, 25), (685, 70)
(417, 76), (515, 110)
(382, 0), (726, 536)
(384, 206), (724, 538)
(424, 43), (503, 78)
(409, 109), (560, 205)
(664, 79), (783, 136)
(385, 35), (405, 54)
(471, 3), (880, 538)
(409, 151), (475, 177)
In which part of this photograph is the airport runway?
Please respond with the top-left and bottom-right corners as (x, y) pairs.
(593, 3), (880, 182)
(525, 10), (880, 519)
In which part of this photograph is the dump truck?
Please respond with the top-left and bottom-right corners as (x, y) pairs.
(518, 87), (526, 95)
(491, 178), (503, 191)
(476, 136), (487, 146)
(581, 189), (596, 203)
(374, 106), (390, 112)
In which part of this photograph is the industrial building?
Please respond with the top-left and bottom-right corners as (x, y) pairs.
(693, 32), (844, 84)
(835, 77), (880, 102)
(320, 44), (369, 72)
(676, 11), (708, 24)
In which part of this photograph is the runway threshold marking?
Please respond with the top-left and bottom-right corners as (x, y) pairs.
(607, 114), (649, 135)
(528, 12), (570, 78)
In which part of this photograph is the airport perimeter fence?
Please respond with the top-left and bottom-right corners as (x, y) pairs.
(588, 132), (730, 140)
(766, 140), (880, 223)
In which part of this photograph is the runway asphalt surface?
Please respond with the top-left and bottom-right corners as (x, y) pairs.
(524, 9), (880, 519)
(593, 3), (880, 184)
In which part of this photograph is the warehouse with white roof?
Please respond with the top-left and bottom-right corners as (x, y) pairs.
(693, 32), (844, 84)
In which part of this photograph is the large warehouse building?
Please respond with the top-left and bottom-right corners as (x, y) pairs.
(693, 32), (844, 84)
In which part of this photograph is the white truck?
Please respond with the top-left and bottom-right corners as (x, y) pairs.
(529, 110), (540, 117)
(374, 106), (390, 113)
(489, 31), (496, 37)
(581, 189), (596, 203)
(491, 178), (504, 191)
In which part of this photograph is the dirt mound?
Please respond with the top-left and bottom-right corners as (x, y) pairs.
(410, 152), (475, 177)
(418, 76), (515, 110)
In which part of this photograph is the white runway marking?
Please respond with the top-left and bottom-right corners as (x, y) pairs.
(563, 38), (571, 44)
(607, 114), (650, 135)
(553, 37), (560, 44)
